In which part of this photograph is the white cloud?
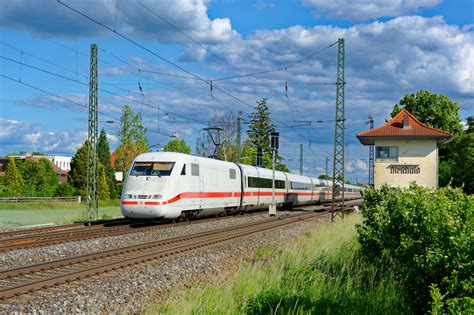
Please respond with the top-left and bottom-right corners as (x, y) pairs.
(0, 0), (239, 44)
(346, 159), (368, 173)
(303, 0), (442, 21)
(0, 118), (86, 156)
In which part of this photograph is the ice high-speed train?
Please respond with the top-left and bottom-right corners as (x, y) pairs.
(120, 152), (362, 220)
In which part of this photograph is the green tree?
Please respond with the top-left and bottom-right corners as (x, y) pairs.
(247, 99), (276, 154)
(16, 159), (58, 196)
(163, 139), (191, 154)
(98, 128), (118, 199)
(36, 158), (58, 196)
(247, 99), (289, 171)
(68, 141), (88, 196)
(116, 105), (149, 179)
(318, 174), (331, 180)
(17, 159), (40, 196)
(391, 90), (462, 135)
(98, 163), (110, 200)
(439, 131), (474, 194)
(55, 182), (75, 196)
(4, 157), (24, 197)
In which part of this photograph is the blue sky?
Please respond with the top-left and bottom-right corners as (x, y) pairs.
(0, 0), (473, 183)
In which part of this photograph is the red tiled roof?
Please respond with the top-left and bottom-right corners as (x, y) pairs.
(357, 109), (452, 145)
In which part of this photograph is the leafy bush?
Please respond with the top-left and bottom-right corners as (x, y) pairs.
(55, 182), (75, 197)
(357, 185), (473, 313)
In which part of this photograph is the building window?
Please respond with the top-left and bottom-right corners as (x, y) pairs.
(376, 146), (398, 161)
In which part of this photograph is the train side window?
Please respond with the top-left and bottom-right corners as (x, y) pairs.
(181, 164), (186, 175)
(191, 163), (199, 176)
(229, 168), (236, 179)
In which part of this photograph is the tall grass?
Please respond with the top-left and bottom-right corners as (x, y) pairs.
(151, 214), (411, 314)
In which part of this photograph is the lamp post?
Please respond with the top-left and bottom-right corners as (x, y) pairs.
(270, 132), (279, 216)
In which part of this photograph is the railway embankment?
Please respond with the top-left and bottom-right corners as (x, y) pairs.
(0, 210), (330, 313)
(154, 185), (473, 314)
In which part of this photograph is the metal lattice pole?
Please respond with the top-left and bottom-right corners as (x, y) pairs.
(299, 144), (303, 175)
(237, 111), (242, 163)
(368, 116), (375, 187)
(331, 38), (345, 221)
(86, 44), (98, 221)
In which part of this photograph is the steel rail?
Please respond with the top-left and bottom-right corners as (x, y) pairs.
(0, 200), (362, 253)
(0, 210), (333, 299)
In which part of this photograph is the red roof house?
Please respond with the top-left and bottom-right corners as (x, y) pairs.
(357, 109), (452, 145)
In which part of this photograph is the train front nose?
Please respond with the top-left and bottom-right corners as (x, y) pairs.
(120, 193), (164, 219)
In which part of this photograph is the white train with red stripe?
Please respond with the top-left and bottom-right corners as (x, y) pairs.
(120, 152), (362, 220)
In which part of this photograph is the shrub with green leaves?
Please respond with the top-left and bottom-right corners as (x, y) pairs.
(357, 185), (473, 313)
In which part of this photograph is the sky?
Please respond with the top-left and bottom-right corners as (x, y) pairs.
(0, 0), (473, 183)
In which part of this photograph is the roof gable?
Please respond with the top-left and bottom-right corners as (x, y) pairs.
(357, 109), (452, 145)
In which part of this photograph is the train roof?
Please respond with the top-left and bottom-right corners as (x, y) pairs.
(134, 152), (363, 190)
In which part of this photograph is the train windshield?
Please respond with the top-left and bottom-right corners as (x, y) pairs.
(130, 162), (175, 176)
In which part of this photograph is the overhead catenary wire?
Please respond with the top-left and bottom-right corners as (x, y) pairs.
(56, 1), (333, 128)
(0, 73), (118, 122)
(0, 55), (208, 132)
(57, 0), (338, 158)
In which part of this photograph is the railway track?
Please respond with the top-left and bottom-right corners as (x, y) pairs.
(0, 210), (284, 253)
(0, 200), (362, 253)
(0, 209), (334, 300)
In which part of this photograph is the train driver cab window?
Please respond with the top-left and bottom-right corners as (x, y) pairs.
(191, 163), (199, 176)
(376, 146), (398, 161)
(181, 164), (186, 175)
(130, 162), (175, 176)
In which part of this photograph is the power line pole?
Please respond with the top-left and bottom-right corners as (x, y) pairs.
(325, 156), (329, 176)
(237, 111), (242, 163)
(331, 38), (345, 222)
(86, 44), (98, 222)
(299, 144), (303, 175)
(368, 116), (375, 187)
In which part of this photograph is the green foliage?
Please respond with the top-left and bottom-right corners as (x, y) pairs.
(246, 99), (289, 171)
(98, 129), (111, 168)
(68, 141), (88, 194)
(247, 98), (276, 154)
(357, 185), (473, 313)
(391, 90), (463, 134)
(98, 163), (110, 200)
(163, 139), (191, 154)
(54, 182), (75, 196)
(156, 215), (410, 314)
(318, 174), (331, 180)
(115, 105), (149, 178)
(98, 129), (118, 198)
(439, 131), (474, 194)
(4, 157), (25, 197)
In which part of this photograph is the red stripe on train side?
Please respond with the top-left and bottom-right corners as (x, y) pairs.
(121, 201), (139, 205)
(144, 201), (161, 205)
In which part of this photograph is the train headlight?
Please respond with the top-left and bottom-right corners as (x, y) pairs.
(152, 194), (162, 199)
(125, 194), (133, 199)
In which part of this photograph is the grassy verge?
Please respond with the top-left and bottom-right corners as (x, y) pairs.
(0, 199), (120, 210)
(151, 214), (411, 314)
(0, 199), (122, 229)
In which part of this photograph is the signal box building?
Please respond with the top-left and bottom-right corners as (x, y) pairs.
(357, 109), (451, 189)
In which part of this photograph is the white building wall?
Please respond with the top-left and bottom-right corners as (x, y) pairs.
(50, 156), (72, 171)
(374, 139), (438, 189)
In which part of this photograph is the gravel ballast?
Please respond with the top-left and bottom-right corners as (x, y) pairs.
(0, 211), (330, 313)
